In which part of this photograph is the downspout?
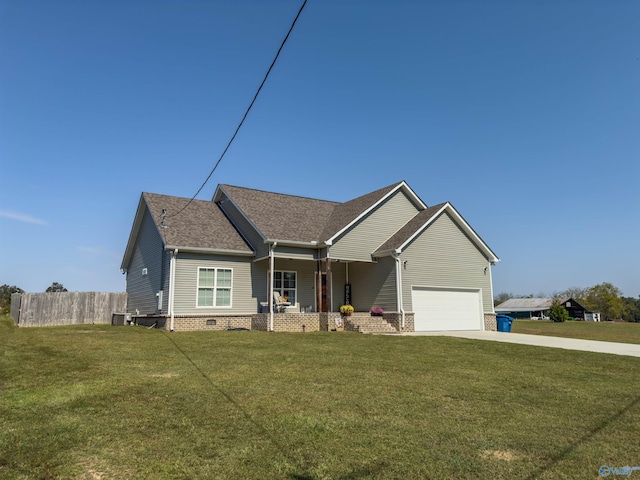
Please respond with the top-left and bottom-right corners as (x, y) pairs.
(168, 249), (178, 332)
(326, 256), (332, 313)
(159, 243), (166, 314)
(269, 242), (277, 332)
(393, 252), (405, 330)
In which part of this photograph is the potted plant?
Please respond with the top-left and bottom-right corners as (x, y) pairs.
(340, 304), (354, 317)
(370, 307), (384, 317)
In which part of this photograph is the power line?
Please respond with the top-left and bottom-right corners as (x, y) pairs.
(168, 0), (308, 219)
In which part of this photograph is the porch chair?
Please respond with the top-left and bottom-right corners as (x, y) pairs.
(273, 291), (291, 313)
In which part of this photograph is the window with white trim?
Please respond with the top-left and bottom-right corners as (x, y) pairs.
(274, 271), (297, 306)
(197, 268), (232, 307)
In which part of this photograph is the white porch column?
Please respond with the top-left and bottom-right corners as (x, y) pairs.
(393, 252), (405, 329)
(269, 242), (277, 331)
(168, 249), (178, 332)
(326, 257), (332, 313)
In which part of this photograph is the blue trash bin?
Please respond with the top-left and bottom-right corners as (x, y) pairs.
(496, 314), (513, 332)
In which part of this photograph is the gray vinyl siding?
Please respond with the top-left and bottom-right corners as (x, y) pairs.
(217, 194), (265, 258)
(330, 190), (420, 262)
(201, 258), (317, 312)
(257, 258), (331, 312)
(173, 255), (321, 315)
(270, 259), (318, 310)
(400, 212), (494, 313)
(125, 207), (166, 315)
(275, 246), (316, 261)
(250, 260), (268, 310)
(346, 257), (397, 312)
(173, 253), (257, 315)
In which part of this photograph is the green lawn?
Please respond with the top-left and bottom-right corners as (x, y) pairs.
(512, 319), (640, 344)
(1, 315), (639, 479)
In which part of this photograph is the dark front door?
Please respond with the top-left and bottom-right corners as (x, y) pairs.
(321, 274), (327, 312)
(316, 273), (327, 312)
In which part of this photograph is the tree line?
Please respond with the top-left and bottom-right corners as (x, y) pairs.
(494, 282), (640, 322)
(0, 283), (68, 314)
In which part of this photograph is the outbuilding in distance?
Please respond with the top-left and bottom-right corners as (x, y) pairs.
(495, 297), (588, 320)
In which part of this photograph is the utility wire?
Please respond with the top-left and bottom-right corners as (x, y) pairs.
(168, 0), (308, 219)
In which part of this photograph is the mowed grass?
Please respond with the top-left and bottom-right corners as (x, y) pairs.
(1, 316), (639, 479)
(512, 319), (640, 344)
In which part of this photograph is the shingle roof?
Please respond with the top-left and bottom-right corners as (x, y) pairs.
(143, 192), (253, 253)
(319, 182), (405, 241)
(218, 185), (338, 243)
(125, 181), (498, 267)
(218, 181), (408, 244)
(372, 202), (447, 254)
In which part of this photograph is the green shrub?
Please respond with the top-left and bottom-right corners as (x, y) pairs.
(549, 299), (569, 323)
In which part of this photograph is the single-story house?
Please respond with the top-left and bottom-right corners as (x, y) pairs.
(121, 181), (500, 332)
(495, 297), (587, 320)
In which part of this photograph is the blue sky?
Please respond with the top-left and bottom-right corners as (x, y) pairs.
(1, 0), (638, 297)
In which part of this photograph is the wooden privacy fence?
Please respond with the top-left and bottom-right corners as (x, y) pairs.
(11, 292), (127, 327)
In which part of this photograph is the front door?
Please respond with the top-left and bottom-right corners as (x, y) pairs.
(321, 274), (327, 312)
(316, 273), (327, 312)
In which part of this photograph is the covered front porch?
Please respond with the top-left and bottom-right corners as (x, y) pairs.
(255, 242), (412, 332)
(264, 250), (398, 308)
(261, 255), (355, 316)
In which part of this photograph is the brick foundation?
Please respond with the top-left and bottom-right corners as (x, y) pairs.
(168, 315), (252, 332)
(484, 313), (497, 331)
(381, 312), (415, 332)
(251, 313), (323, 332)
(319, 313), (330, 331)
(251, 314), (268, 331)
(132, 315), (251, 332)
(132, 311), (420, 333)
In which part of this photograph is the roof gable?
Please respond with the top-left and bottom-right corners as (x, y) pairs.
(373, 203), (447, 255)
(373, 202), (500, 263)
(321, 181), (425, 243)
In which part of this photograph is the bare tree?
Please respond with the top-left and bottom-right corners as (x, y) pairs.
(554, 286), (587, 302)
(494, 292), (513, 306)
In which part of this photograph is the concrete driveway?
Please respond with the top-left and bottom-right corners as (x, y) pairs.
(399, 330), (640, 358)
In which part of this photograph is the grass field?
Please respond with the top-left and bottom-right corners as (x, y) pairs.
(512, 319), (640, 344)
(1, 315), (639, 479)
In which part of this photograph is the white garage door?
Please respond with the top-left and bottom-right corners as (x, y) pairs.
(412, 287), (483, 331)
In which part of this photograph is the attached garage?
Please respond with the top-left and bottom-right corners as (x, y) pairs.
(412, 287), (484, 331)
